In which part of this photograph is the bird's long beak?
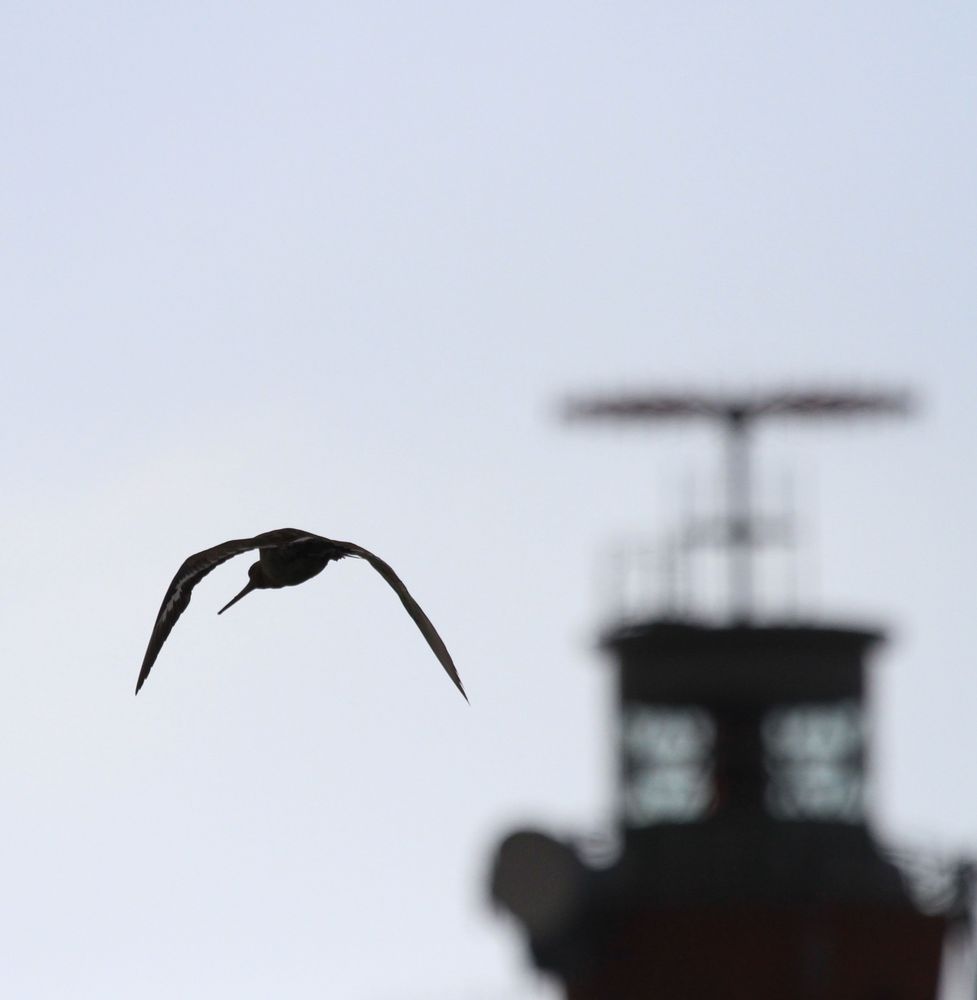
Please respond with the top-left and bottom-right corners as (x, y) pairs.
(218, 579), (258, 615)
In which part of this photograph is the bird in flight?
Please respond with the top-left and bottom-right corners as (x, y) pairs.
(136, 528), (466, 701)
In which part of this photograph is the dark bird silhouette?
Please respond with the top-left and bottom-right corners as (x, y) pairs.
(136, 528), (466, 701)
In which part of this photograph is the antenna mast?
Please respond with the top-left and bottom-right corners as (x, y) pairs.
(564, 387), (913, 622)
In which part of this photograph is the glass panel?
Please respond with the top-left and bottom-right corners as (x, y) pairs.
(762, 700), (864, 822)
(621, 705), (715, 825)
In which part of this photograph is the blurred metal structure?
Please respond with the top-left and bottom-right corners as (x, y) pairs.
(490, 384), (971, 999)
(564, 387), (912, 621)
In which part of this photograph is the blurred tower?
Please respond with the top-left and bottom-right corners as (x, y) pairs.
(489, 388), (970, 999)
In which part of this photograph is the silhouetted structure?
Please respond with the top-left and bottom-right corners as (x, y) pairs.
(490, 387), (970, 999)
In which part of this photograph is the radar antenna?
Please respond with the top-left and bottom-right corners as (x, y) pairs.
(564, 387), (913, 622)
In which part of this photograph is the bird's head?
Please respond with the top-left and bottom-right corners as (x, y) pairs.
(218, 561), (268, 615)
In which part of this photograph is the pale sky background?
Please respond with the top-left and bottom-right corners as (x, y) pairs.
(2, 3), (975, 997)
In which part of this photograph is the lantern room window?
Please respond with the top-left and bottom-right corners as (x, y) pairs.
(762, 700), (864, 822)
(621, 705), (715, 825)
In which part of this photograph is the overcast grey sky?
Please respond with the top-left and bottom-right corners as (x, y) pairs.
(2, 3), (975, 997)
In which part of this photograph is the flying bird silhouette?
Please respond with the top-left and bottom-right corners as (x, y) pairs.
(136, 528), (466, 701)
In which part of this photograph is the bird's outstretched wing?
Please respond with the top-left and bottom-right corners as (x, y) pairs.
(339, 541), (468, 702)
(135, 529), (306, 694)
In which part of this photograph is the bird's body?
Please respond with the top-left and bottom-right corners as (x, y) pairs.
(256, 535), (344, 588)
(136, 528), (466, 701)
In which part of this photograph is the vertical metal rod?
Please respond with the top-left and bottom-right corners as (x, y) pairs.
(783, 467), (799, 617)
(726, 411), (752, 622)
